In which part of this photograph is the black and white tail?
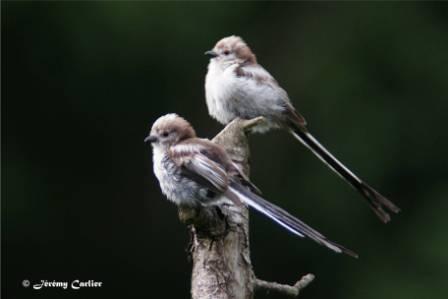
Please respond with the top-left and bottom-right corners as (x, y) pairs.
(228, 181), (358, 258)
(290, 127), (400, 223)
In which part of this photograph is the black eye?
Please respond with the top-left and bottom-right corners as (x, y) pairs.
(223, 50), (230, 55)
(162, 131), (169, 137)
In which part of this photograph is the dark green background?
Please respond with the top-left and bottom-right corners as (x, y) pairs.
(3, 2), (448, 299)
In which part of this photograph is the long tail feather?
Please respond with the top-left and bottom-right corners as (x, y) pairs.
(290, 126), (400, 223)
(228, 182), (358, 258)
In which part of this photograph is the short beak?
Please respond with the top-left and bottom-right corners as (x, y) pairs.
(144, 135), (158, 143)
(204, 50), (218, 58)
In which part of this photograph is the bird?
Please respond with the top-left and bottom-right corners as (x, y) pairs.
(204, 35), (400, 223)
(145, 113), (358, 258)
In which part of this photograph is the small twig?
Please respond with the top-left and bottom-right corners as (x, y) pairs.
(255, 273), (315, 297)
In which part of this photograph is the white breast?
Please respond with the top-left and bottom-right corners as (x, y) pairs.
(152, 147), (175, 200)
(205, 61), (239, 124)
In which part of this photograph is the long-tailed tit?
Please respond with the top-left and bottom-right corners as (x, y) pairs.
(204, 36), (400, 223)
(145, 113), (357, 257)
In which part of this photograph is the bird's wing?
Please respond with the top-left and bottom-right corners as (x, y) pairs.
(171, 139), (260, 207)
(234, 64), (307, 126)
(170, 141), (229, 194)
(184, 153), (229, 193)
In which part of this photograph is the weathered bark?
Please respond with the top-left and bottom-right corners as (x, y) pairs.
(178, 117), (314, 299)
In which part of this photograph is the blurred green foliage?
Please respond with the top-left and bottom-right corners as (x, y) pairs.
(3, 2), (448, 299)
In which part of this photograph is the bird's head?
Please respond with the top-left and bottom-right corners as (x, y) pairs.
(144, 114), (196, 148)
(205, 35), (257, 67)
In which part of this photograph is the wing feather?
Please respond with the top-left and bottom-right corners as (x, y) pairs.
(183, 154), (229, 192)
(170, 142), (229, 193)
